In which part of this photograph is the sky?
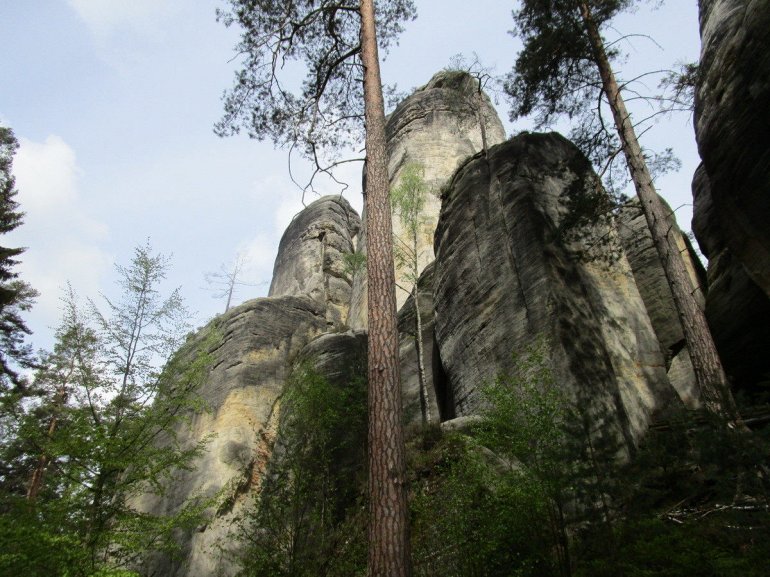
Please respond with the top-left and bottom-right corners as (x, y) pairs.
(1, 0), (702, 353)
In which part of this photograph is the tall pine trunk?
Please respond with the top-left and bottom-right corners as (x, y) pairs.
(579, 1), (742, 425)
(359, 1), (413, 576)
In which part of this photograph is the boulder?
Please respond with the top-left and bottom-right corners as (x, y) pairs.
(433, 133), (677, 449)
(269, 195), (361, 329)
(348, 71), (506, 328)
(695, 0), (770, 299)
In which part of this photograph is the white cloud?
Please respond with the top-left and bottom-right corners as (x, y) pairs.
(14, 135), (79, 211)
(10, 135), (111, 349)
(66, 0), (179, 37)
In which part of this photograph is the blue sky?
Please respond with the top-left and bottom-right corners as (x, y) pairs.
(1, 0), (701, 352)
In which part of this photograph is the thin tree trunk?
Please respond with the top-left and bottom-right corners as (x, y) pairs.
(579, 1), (742, 426)
(26, 383), (67, 500)
(413, 281), (430, 425)
(359, 1), (412, 576)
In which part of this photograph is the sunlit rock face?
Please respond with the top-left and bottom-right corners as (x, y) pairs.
(695, 0), (770, 299)
(268, 195), (361, 329)
(347, 70), (506, 329)
(617, 197), (707, 408)
(135, 296), (328, 577)
(432, 133), (678, 449)
(692, 165), (770, 390)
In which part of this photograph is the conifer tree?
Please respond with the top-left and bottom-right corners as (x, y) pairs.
(0, 125), (37, 389)
(505, 0), (741, 424)
(215, 2), (416, 574)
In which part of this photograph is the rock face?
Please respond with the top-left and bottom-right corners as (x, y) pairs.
(617, 197), (707, 408)
(692, 165), (770, 389)
(136, 296), (328, 577)
(695, 0), (770, 299)
(693, 1), (770, 390)
(269, 195), (360, 328)
(432, 133), (677, 447)
(397, 262), (443, 428)
(347, 71), (506, 328)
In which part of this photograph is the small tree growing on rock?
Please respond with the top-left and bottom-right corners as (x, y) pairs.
(391, 162), (431, 425)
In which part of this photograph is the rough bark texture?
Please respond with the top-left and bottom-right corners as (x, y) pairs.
(360, 1), (412, 575)
(695, 0), (770, 300)
(348, 71), (506, 328)
(433, 133), (677, 449)
(268, 195), (361, 328)
(617, 197), (707, 408)
(579, 1), (739, 422)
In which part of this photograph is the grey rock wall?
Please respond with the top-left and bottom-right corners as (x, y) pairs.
(695, 0), (770, 299)
(692, 165), (770, 389)
(617, 197), (707, 408)
(269, 195), (360, 329)
(432, 133), (677, 448)
(348, 71), (506, 328)
(693, 0), (770, 390)
(135, 296), (328, 577)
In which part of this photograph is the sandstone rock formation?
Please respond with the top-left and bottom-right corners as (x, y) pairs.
(348, 71), (506, 328)
(692, 165), (770, 389)
(432, 133), (677, 448)
(136, 296), (328, 577)
(268, 195), (360, 328)
(695, 0), (770, 299)
(693, 0), (770, 390)
(397, 262), (442, 428)
(617, 197), (707, 408)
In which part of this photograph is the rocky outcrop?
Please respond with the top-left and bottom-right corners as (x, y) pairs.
(269, 195), (360, 328)
(617, 197), (706, 408)
(695, 0), (770, 299)
(135, 296), (329, 577)
(692, 166), (770, 389)
(432, 133), (677, 448)
(348, 71), (506, 328)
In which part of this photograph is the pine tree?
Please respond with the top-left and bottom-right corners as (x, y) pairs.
(505, 0), (741, 424)
(0, 125), (37, 389)
(216, 2), (416, 574)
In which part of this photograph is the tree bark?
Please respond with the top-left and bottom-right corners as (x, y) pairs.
(359, 1), (412, 576)
(579, 1), (742, 425)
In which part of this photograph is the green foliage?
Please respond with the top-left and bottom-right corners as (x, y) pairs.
(409, 430), (558, 577)
(215, 0), (416, 160)
(0, 124), (38, 389)
(342, 250), (367, 281)
(235, 363), (368, 577)
(0, 244), (215, 576)
(505, 1), (679, 197)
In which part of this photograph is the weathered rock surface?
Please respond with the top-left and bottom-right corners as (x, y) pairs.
(692, 165), (770, 389)
(695, 0), (770, 299)
(433, 133), (677, 448)
(136, 296), (328, 577)
(348, 71), (506, 328)
(397, 262), (444, 427)
(269, 195), (360, 328)
(617, 197), (707, 408)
